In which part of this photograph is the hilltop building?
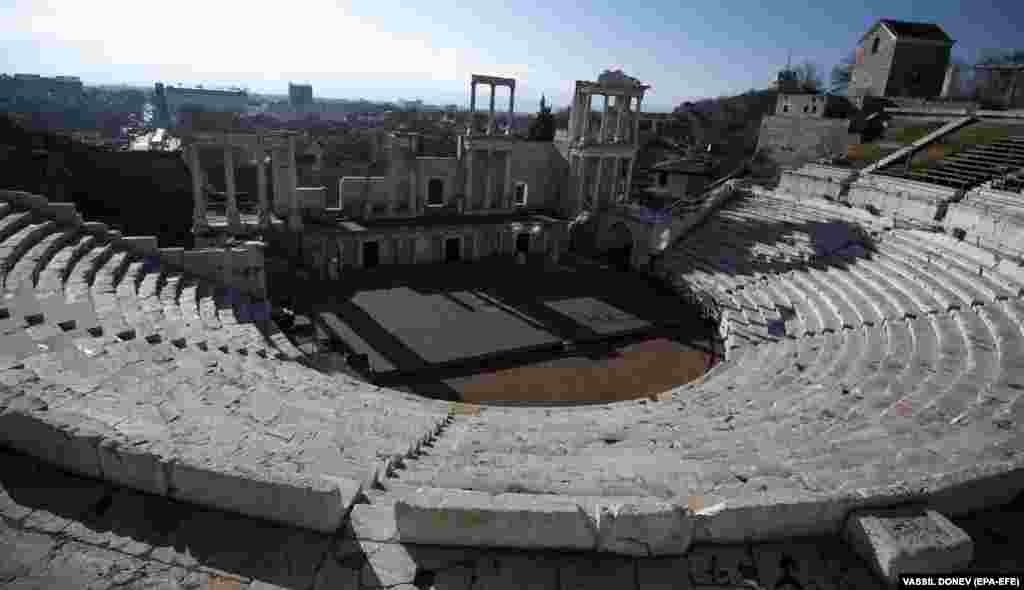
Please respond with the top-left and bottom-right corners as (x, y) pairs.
(849, 19), (955, 99)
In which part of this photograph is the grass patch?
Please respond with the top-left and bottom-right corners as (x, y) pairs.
(887, 124), (945, 145)
(847, 143), (883, 163)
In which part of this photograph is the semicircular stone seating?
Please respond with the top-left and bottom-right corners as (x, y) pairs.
(0, 185), (1022, 560)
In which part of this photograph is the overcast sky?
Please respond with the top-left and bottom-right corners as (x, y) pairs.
(2, 0), (1021, 112)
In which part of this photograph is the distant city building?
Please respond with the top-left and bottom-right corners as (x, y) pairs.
(289, 83), (314, 108)
(155, 83), (248, 126)
(850, 19), (955, 99)
(0, 73), (84, 103)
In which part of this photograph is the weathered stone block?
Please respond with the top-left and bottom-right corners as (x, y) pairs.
(393, 488), (597, 551)
(168, 459), (360, 533)
(96, 438), (169, 496)
(592, 498), (694, 556)
(844, 506), (973, 585)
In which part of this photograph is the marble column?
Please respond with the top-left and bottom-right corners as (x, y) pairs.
(615, 96), (626, 142)
(190, 145), (207, 231)
(612, 157), (623, 203)
(287, 135), (302, 231)
(488, 84), (496, 135)
(465, 149), (474, 209)
(569, 89), (579, 139)
(224, 146), (241, 232)
(633, 95), (644, 145)
(576, 156), (586, 212)
(622, 156), (630, 204)
(256, 149), (269, 229)
(408, 163), (417, 214)
(593, 156), (605, 210)
(599, 95), (610, 142)
(484, 148), (494, 209)
(504, 149), (513, 208)
(581, 93), (592, 141)
(508, 85), (515, 135)
(469, 81), (476, 129)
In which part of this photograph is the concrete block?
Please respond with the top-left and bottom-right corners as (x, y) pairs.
(692, 490), (863, 543)
(97, 438), (170, 496)
(168, 458), (360, 533)
(393, 488), (598, 551)
(844, 506), (973, 585)
(592, 497), (694, 556)
(0, 410), (104, 479)
(46, 202), (82, 225)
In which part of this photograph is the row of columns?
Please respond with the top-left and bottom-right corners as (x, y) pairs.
(189, 137), (300, 235)
(469, 80), (515, 135)
(571, 92), (644, 144)
(464, 147), (513, 209)
(574, 154), (634, 212)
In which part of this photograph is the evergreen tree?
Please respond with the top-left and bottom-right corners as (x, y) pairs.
(527, 95), (556, 141)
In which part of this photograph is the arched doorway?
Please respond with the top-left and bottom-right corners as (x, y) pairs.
(606, 222), (633, 271)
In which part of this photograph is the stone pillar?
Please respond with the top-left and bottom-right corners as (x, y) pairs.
(190, 144), (208, 232)
(224, 145), (241, 232)
(581, 93), (592, 141)
(469, 81), (476, 131)
(633, 95), (644, 146)
(599, 95), (610, 142)
(488, 84), (496, 135)
(625, 157), (635, 203)
(615, 96), (627, 142)
(576, 156), (587, 212)
(508, 84), (515, 135)
(256, 149), (269, 229)
(287, 135), (302, 231)
(484, 148), (494, 209)
(612, 157), (623, 202)
(465, 148), (474, 209)
(504, 149), (513, 208)
(569, 89), (579, 139)
(593, 156), (605, 210)
(408, 162), (417, 214)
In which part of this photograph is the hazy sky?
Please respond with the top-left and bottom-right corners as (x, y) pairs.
(2, 1), (1021, 112)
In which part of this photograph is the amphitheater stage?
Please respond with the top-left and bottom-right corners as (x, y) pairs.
(308, 255), (715, 401)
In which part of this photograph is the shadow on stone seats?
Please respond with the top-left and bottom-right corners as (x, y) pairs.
(0, 445), (343, 589)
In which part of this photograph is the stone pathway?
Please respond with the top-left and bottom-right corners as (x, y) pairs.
(2, 446), (1020, 590)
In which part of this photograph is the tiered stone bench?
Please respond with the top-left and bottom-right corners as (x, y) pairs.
(0, 186), (1022, 580)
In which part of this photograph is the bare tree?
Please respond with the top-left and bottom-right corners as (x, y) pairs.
(830, 52), (857, 94)
(793, 61), (823, 92)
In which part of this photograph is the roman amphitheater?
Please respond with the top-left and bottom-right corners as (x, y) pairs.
(2, 95), (1024, 586)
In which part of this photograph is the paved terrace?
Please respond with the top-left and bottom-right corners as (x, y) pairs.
(0, 186), (1022, 584)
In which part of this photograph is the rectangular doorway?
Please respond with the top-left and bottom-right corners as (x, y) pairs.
(445, 237), (462, 263)
(516, 232), (531, 255)
(363, 241), (380, 269)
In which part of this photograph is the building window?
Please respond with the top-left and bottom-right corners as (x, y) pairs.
(811, 105), (817, 113)
(871, 37), (880, 54)
(427, 178), (444, 207)
(782, 105), (790, 113)
(513, 182), (528, 206)
(658, 171), (668, 186)
(803, 105), (809, 113)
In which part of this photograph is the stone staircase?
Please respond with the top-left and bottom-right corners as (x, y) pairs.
(876, 135), (1024, 190)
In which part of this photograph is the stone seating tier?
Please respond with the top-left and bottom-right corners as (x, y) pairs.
(0, 188), (1022, 563)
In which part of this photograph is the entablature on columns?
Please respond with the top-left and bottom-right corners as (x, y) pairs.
(569, 144), (640, 158)
(574, 80), (650, 98)
(464, 136), (520, 151)
(471, 74), (516, 89)
(182, 131), (300, 151)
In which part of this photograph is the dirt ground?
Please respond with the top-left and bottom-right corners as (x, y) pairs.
(453, 338), (712, 403)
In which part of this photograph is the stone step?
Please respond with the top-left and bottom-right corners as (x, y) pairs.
(846, 260), (917, 319)
(0, 209), (36, 245)
(0, 218), (57, 284)
(802, 267), (862, 329)
(64, 243), (115, 304)
(876, 241), (984, 308)
(819, 263), (888, 325)
(35, 234), (97, 299)
(3, 227), (78, 294)
(871, 251), (954, 313)
(916, 310), (1001, 427)
(776, 272), (832, 333)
